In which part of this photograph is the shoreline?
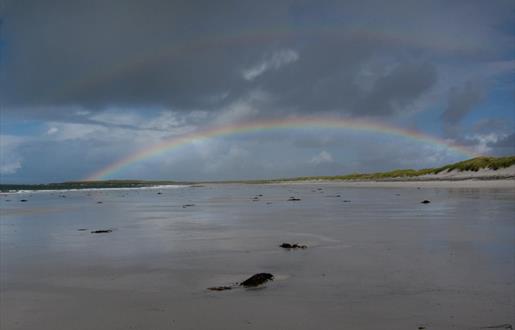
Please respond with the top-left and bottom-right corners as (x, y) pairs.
(2, 178), (515, 193)
(0, 184), (187, 194)
(2, 160), (514, 192)
(265, 178), (515, 188)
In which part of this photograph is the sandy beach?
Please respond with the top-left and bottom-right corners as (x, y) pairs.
(1, 182), (514, 329)
(270, 165), (515, 189)
(271, 178), (515, 189)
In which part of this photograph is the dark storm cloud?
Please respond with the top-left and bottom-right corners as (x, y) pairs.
(1, 0), (289, 110)
(472, 118), (513, 134)
(2, 0), (513, 120)
(491, 133), (515, 147)
(355, 62), (437, 115)
(441, 82), (484, 125)
(488, 133), (515, 156)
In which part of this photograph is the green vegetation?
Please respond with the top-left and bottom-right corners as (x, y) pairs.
(0, 180), (188, 192)
(1, 156), (513, 191)
(215, 156), (515, 183)
(432, 156), (515, 173)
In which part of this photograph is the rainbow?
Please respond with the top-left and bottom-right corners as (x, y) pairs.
(85, 117), (480, 181)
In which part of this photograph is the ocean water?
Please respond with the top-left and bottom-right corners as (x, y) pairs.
(1, 184), (514, 329)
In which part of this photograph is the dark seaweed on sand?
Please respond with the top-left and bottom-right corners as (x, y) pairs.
(90, 229), (113, 234)
(240, 273), (274, 287)
(280, 243), (307, 249)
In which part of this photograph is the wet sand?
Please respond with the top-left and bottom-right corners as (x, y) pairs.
(1, 184), (514, 329)
(273, 179), (515, 189)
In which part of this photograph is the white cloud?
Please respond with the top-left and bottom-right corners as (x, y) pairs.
(141, 111), (184, 130)
(464, 133), (506, 154)
(242, 49), (299, 81)
(47, 127), (59, 135)
(0, 135), (24, 175)
(44, 109), (199, 144)
(213, 89), (271, 125)
(309, 150), (334, 165)
(204, 145), (251, 173)
(91, 111), (143, 127)
(0, 160), (21, 175)
(45, 122), (106, 141)
(75, 109), (91, 116)
(89, 108), (189, 131)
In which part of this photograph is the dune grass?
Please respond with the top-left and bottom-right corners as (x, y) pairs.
(321, 156), (515, 181)
(238, 156), (515, 183)
(432, 156), (515, 173)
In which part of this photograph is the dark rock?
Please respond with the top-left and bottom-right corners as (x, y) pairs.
(182, 204), (195, 208)
(157, 192), (162, 195)
(77, 228), (88, 231)
(90, 229), (113, 234)
(207, 286), (232, 291)
(418, 327), (426, 330)
(240, 273), (274, 287)
(343, 200), (351, 203)
(280, 243), (307, 249)
(480, 325), (513, 329)
(421, 200), (431, 204)
(288, 197), (301, 201)
(257, 194), (263, 197)
(20, 199), (27, 202)
(97, 201), (103, 204)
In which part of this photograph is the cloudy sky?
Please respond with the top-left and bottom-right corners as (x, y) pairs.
(1, 0), (514, 183)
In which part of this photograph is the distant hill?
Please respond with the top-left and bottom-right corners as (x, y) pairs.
(0, 180), (189, 192)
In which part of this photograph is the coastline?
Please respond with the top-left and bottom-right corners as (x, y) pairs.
(261, 165), (515, 188)
(2, 164), (515, 192)
(3, 178), (515, 193)
(266, 178), (515, 189)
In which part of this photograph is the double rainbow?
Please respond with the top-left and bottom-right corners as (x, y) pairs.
(85, 117), (479, 181)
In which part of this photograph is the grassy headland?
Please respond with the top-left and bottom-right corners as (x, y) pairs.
(216, 156), (515, 183)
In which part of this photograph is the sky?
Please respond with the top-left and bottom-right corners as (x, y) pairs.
(1, 0), (514, 183)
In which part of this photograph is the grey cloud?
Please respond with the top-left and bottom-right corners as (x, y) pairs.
(491, 133), (515, 147)
(1, 0), (513, 120)
(1, 0), (289, 109)
(356, 62), (437, 115)
(488, 133), (515, 156)
(442, 82), (484, 126)
(472, 118), (513, 134)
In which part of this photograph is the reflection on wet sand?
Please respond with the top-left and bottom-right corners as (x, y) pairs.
(1, 183), (514, 330)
